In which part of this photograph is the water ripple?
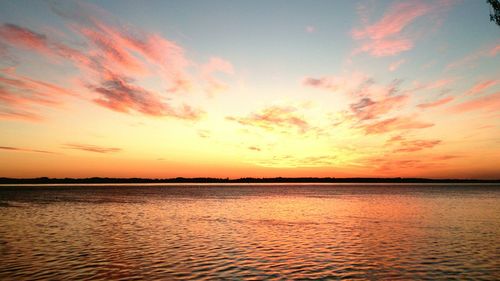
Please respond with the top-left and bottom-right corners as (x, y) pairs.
(0, 184), (499, 280)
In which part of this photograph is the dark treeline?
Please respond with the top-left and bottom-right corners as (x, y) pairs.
(0, 177), (499, 184)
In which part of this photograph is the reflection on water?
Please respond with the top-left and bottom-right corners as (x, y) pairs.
(0, 184), (499, 280)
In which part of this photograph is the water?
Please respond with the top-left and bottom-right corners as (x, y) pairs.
(0, 184), (499, 280)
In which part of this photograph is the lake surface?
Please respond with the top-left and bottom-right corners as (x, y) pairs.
(0, 184), (499, 280)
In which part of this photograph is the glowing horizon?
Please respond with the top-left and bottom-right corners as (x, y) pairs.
(0, 0), (499, 179)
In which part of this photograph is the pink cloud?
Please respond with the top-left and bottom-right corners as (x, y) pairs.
(93, 23), (193, 92)
(351, 1), (428, 57)
(446, 41), (500, 71)
(48, 0), (191, 87)
(405, 78), (454, 95)
(466, 80), (498, 95)
(0, 72), (74, 97)
(0, 1), (230, 121)
(0, 86), (60, 107)
(57, 0), (196, 92)
(0, 109), (43, 122)
(305, 73), (410, 127)
(75, 26), (149, 76)
(423, 79), (454, 90)
(47, 15), (193, 93)
(362, 116), (434, 134)
(386, 135), (404, 143)
(417, 96), (454, 109)
(0, 24), (51, 54)
(304, 73), (405, 105)
(388, 59), (405, 72)
(201, 57), (234, 76)
(0, 23), (89, 66)
(449, 92), (500, 113)
(354, 37), (413, 57)
(490, 44), (500, 56)
(352, 1), (453, 57)
(201, 57), (234, 96)
(0, 71), (75, 121)
(352, 2), (430, 40)
(88, 72), (203, 120)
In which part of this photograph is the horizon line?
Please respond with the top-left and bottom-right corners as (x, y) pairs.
(1, 176), (499, 184)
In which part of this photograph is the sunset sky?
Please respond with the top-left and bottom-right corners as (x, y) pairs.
(0, 0), (499, 179)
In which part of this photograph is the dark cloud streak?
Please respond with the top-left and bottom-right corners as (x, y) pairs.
(63, 143), (122, 154)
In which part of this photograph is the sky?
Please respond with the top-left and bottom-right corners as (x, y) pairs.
(0, 0), (499, 179)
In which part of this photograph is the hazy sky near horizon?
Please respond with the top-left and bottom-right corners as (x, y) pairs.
(0, 0), (499, 179)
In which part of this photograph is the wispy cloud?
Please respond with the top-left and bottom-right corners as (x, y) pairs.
(0, 23), (87, 64)
(0, 146), (56, 154)
(388, 59), (405, 72)
(407, 78), (454, 93)
(0, 1), (235, 122)
(0, 109), (43, 121)
(351, 0), (453, 57)
(74, 24), (150, 76)
(304, 72), (435, 136)
(350, 94), (408, 120)
(0, 71), (74, 121)
(302, 72), (370, 95)
(491, 44), (500, 56)
(446, 41), (500, 71)
(449, 92), (500, 113)
(352, 1), (423, 57)
(304, 73), (405, 105)
(49, 1), (192, 90)
(201, 57), (234, 96)
(432, 155), (462, 161)
(63, 143), (122, 153)
(226, 105), (312, 134)
(417, 96), (454, 109)
(0, 23), (53, 55)
(466, 79), (498, 96)
(197, 129), (211, 138)
(88, 72), (202, 119)
(363, 152), (464, 174)
(251, 154), (337, 168)
(361, 116), (434, 135)
(386, 135), (441, 153)
(363, 157), (435, 173)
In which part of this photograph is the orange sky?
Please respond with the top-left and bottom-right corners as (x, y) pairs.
(0, 0), (499, 179)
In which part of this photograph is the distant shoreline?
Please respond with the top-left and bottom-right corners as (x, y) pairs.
(1, 177), (499, 184)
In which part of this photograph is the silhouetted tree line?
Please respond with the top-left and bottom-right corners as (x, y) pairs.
(0, 177), (498, 184)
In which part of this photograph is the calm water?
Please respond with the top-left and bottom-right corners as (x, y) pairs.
(0, 184), (499, 280)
